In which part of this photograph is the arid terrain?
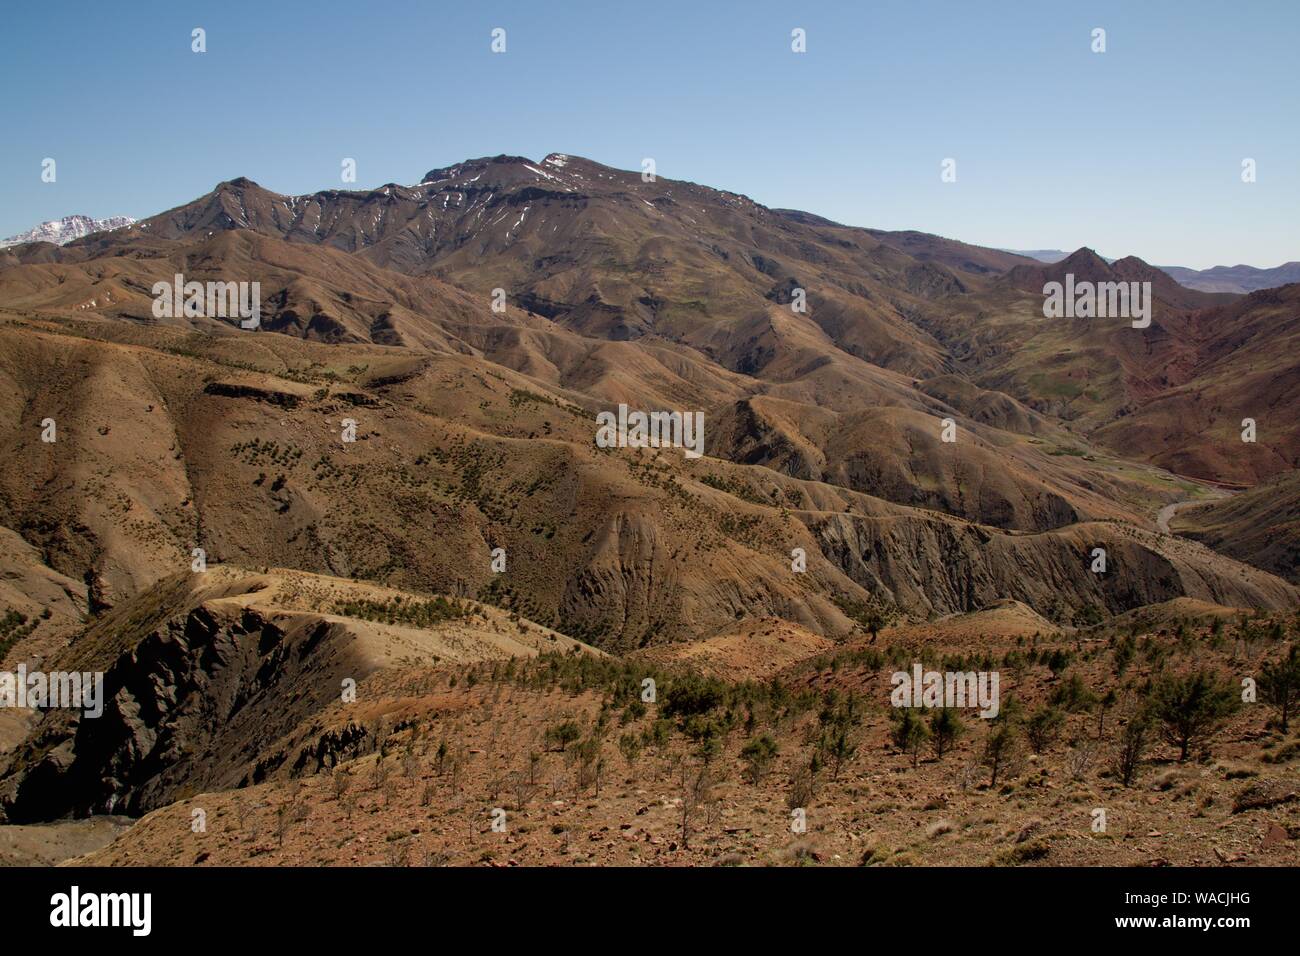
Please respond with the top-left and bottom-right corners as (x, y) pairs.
(20, 581), (1299, 868)
(0, 154), (1295, 867)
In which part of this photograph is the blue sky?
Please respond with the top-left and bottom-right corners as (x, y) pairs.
(2, 0), (1295, 268)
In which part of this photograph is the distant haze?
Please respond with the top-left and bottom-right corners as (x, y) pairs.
(1004, 249), (1300, 293)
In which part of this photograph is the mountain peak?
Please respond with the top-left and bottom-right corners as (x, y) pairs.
(0, 214), (136, 249)
(214, 176), (278, 196)
(1059, 247), (1112, 272)
(1001, 246), (1225, 311)
(418, 154), (536, 186)
(1109, 254), (1180, 285)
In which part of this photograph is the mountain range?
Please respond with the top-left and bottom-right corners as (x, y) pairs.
(1158, 261), (1300, 294)
(1005, 248), (1300, 294)
(0, 153), (1296, 865)
(0, 215), (135, 250)
(0, 152), (1294, 618)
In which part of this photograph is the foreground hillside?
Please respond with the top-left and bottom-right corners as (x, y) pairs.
(0, 566), (595, 822)
(44, 608), (1300, 867)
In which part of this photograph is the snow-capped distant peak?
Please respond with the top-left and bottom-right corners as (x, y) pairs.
(0, 214), (136, 249)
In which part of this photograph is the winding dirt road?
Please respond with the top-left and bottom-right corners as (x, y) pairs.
(1156, 484), (1235, 535)
(1156, 500), (1192, 534)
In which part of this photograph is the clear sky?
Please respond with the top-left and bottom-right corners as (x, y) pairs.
(2, 0), (1295, 269)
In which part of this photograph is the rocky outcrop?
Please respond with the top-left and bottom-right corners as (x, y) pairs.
(0, 594), (366, 822)
(808, 512), (1299, 621)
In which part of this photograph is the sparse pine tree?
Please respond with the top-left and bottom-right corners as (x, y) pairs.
(1095, 688), (1117, 739)
(1049, 671), (1098, 713)
(618, 732), (643, 767)
(821, 725), (857, 779)
(1149, 669), (1238, 761)
(740, 734), (779, 785)
(332, 770), (352, 801)
(1114, 712), (1152, 787)
(981, 721), (1023, 787)
(544, 721), (581, 753)
(274, 803), (291, 848)
(1026, 705), (1066, 754)
(1258, 646), (1300, 733)
(929, 707), (964, 759)
(891, 708), (930, 768)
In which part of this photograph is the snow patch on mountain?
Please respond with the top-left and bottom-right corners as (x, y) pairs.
(0, 214), (136, 249)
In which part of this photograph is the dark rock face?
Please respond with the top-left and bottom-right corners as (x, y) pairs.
(202, 381), (302, 407)
(0, 601), (363, 823)
(805, 511), (1297, 622)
